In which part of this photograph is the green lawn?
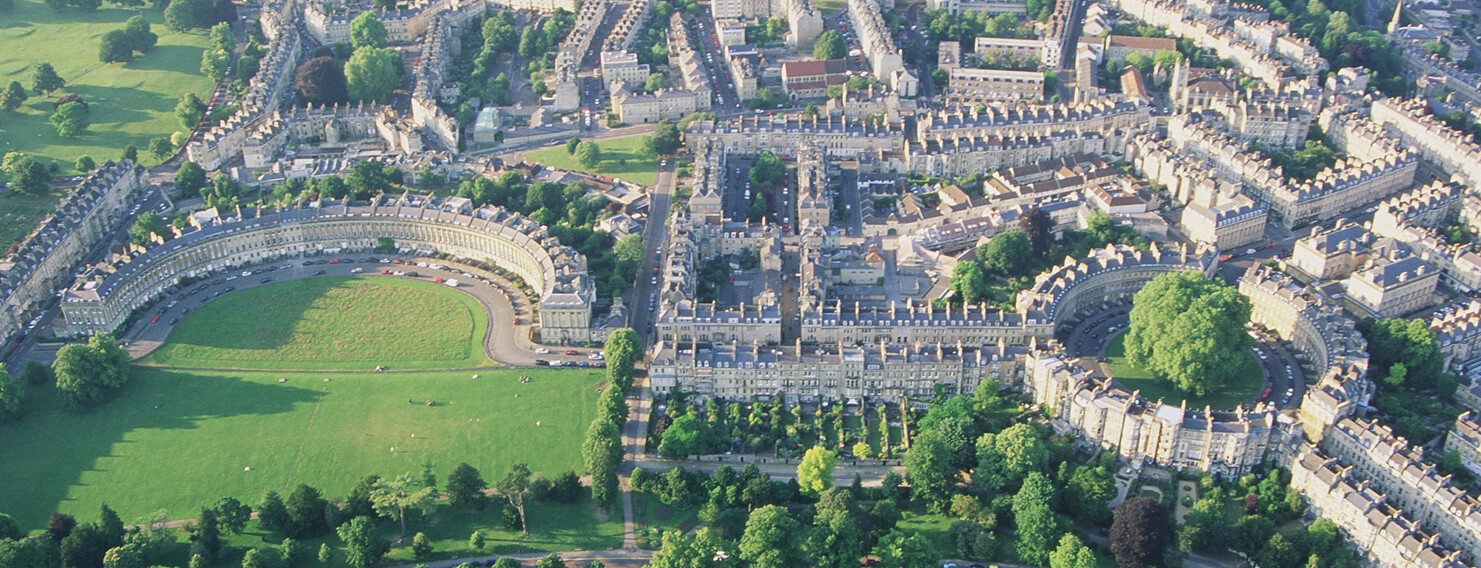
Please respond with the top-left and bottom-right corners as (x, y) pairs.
(1105, 331), (1263, 410)
(522, 134), (658, 186)
(142, 276), (493, 370)
(631, 490), (699, 548)
(0, 366), (606, 528)
(0, 0), (216, 172)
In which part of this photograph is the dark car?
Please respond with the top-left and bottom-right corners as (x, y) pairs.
(168, 318), (179, 325)
(313, 270), (326, 275)
(534, 359), (549, 366)
(260, 277), (272, 284)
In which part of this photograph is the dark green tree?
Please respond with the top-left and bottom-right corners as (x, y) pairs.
(903, 429), (957, 513)
(212, 497), (252, 535)
(256, 490), (290, 535)
(812, 30), (846, 59)
(189, 508), (221, 561)
(1, 81), (27, 112)
(446, 463), (490, 510)
(164, 0), (212, 31)
(3, 152), (51, 196)
(123, 16), (157, 53)
(50, 101), (90, 137)
(336, 517), (388, 568)
(978, 230), (1033, 278)
(648, 120), (682, 155)
(1018, 206), (1053, 258)
(748, 151), (785, 187)
(947, 260), (988, 306)
(739, 505), (802, 568)
(32, 63), (65, 95)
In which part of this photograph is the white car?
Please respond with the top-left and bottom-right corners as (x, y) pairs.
(588, 352), (604, 360)
(535, 348), (551, 354)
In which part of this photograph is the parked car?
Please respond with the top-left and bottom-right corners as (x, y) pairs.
(564, 350), (579, 355)
(535, 348), (551, 354)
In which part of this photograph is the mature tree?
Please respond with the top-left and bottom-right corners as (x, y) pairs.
(211, 497), (251, 535)
(658, 414), (710, 459)
(648, 120), (682, 155)
(0, 512), (23, 540)
(498, 463), (533, 534)
(336, 517), (389, 568)
(1048, 533), (1096, 568)
(1360, 317), (1444, 389)
(749, 151), (785, 187)
(643, 72), (667, 93)
(904, 429), (957, 513)
(174, 93), (204, 130)
(575, 140), (603, 170)
(739, 505), (802, 568)
(345, 47), (402, 103)
(371, 473), (436, 537)
(947, 260), (988, 306)
(175, 161), (207, 197)
(96, 504), (124, 549)
(283, 484), (330, 539)
(0, 375), (24, 423)
(518, 26), (546, 58)
(52, 335), (130, 410)
(1063, 461), (1115, 526)
(164, 0), (211, 30)
(796, 446), (837, 497)
(1125, 271), (1253, 396)
(978, 230), (1032, 278)
(0, 537), (48, 568)
(32, 63), (65, 95)
(50, 101), (90, 137)
(974, 423), (1048, 493)
(1232, 515), (1275, 557)
(346, 159), (391, 196)
(48, 513), (77, 541)
(121, 145), (138, 164)
(350, 12), (388, 49)
(1176, 497), (1227, 553)
(565, 137), (581, 155)
(873, 529), (937, 568)
(409, 532), (432, 561)
(189, 508), (222, 560)
(3, 152), (51, 196)
(813, 30), (846, 60)
(61, 522), (111, 568)
(1, 81), (27, 112)
(200, 46), (230, 78)
(446, 463), (490, 510)
(123, 16), (157, 53)
(294, 57), (348, 106)
(1019, 206), (1053, 258)
(1013, 472), (1064, 566)
(583, 418), (623, 509)
(1110, 497), (1166, 568)
(148, 137), (173, 161)
(807, 489), (862, 568)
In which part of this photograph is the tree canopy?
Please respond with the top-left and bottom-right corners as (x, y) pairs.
(813, 30), (846, 60)
(796, 446), (837, 497)
(2, 152), (51, 196)
(52, 334), (131, 409)
(1125, 271), (1253, 397)
(748, 151), (785, 188)
(1110, 497), (1166, 568)
(345, 47), (402, 103)
(50, 101), (90, 137)
(350, 12), (388, 49)
(978, 230), (1033, 278)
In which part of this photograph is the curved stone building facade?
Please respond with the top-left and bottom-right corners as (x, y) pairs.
(60, 196), (595, 344)
(1017, 242), (1215, 330)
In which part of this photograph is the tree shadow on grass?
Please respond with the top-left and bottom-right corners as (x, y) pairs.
(0, 368), (320, 528)
(123, 44), (208, 73)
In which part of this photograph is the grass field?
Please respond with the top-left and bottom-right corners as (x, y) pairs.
(522, 134), (659, 186)
(0, 366), (606, 528)
(142, 277), (493, 370)
(0, 0), (216, 172)
(1105, 332), (1263, 410)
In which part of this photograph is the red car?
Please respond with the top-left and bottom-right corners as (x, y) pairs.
(149, 314), (161, 324)
(564, 350), (579, 356)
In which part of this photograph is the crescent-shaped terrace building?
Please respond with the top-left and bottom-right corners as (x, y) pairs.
(58, 195), (596, 344)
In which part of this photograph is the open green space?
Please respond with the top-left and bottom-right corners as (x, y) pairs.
(1105, 331), (1263, 410)
(142, 276), (493, 370)
(0, 0), (216, 171)
(522, 134), (659, 186)
(0, 366), (606, 528)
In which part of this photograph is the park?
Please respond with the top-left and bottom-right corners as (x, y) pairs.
(0, 275), (617, 564)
